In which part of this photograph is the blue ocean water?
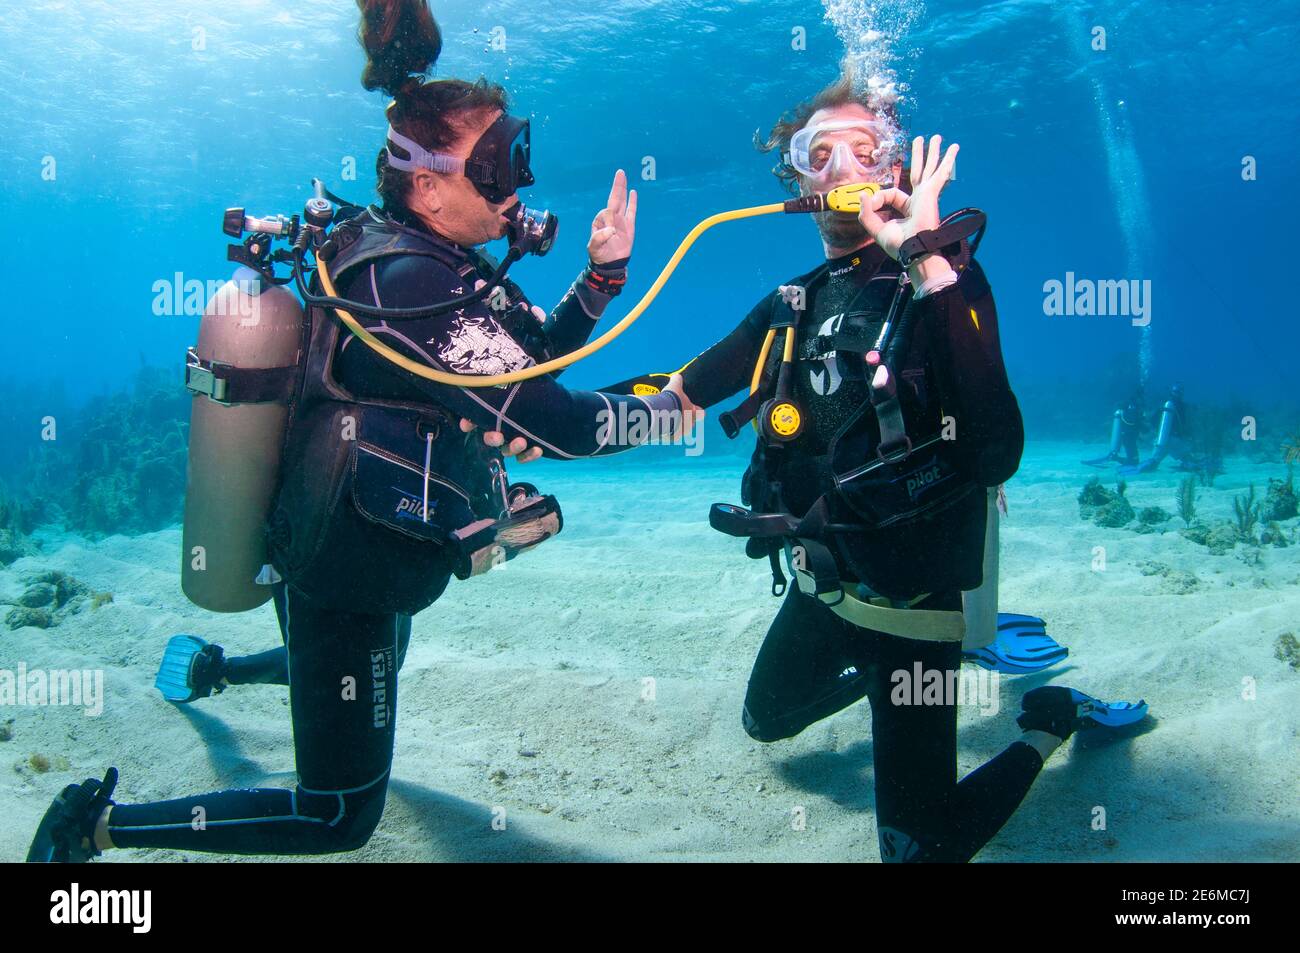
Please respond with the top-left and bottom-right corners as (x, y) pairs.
(2, 0), (1296, 459)
(2, 1), (1299, 869)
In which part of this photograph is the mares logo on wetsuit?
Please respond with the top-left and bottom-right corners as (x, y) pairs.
(370, 648), (392, 729)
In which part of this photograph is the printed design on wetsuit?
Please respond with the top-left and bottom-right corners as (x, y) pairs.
(808, 312), (847, 397)
(434, 313), (530, 376)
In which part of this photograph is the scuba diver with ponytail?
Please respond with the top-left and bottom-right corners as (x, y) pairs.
(26, 0), (690, 862)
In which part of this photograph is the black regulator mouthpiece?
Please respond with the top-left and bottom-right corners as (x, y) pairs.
(505, 202), (558, 257)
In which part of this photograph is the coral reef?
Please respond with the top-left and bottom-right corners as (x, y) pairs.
(1079, 477), (1133, 526)
(1259, 522), (1290, 548)
(1135, 560), (1198, 593)
(5, 606), (53, 630)
(1276, 633), (1300, 671)
(0, 478), (41, 567)
(1282, 433), (1300, 467)
(1181, 521), (1240, 555)
(1262, 467), (1297, 522)
(1139, 506), (1171, 524)
(66, 366), (189, 536)
(1232, 485), (1260, 543)
(3, 570), (92, 629)
(8, 365), (189, 539)
(1183, 409), (1226, 486)
(1133, 505), (1172, 533)
(1078, 476), (1113, 517)
(1175, 476), (1197, 527)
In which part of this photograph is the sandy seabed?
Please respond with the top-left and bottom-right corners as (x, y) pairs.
(2, 440), (1297, 862)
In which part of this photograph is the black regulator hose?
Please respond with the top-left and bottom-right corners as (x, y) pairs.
(292, 245), (521, 323)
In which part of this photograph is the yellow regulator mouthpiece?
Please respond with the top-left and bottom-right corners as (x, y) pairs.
(824, 181), (882, 213)
(779, 181), (883, 216)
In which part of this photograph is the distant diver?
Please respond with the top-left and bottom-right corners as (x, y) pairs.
(1084, 383), (1189, 475)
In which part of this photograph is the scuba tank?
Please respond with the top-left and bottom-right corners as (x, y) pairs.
(181, 257), (304, 613)
(959, 486), (1002, 651)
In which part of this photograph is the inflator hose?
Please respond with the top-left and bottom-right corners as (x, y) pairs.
(315, 202), (785, 388)
(313, 182), (883, 388)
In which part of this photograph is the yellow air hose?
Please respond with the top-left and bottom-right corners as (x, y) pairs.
(314, 183), (880, 388)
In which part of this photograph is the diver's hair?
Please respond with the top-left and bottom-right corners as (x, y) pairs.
(356, 0), (508, 207)
(756, 62), (903, 195)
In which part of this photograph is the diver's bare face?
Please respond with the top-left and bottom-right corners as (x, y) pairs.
(408, 109), (517, 247)
(796, 103), (903, 253)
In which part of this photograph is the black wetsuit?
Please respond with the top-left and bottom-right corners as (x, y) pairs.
(107, 210), (677, 855)
(682, 244), (1039, 862)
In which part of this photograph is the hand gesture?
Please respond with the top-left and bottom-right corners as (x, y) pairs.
(857, 135), (959, 262)
(587, 169), (638, 265)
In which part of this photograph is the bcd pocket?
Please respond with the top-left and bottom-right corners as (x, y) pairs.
(832, 433), (975, 530)
(268, 402), (474, 615)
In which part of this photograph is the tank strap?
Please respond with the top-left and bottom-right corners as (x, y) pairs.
(184, 348), (298, 406)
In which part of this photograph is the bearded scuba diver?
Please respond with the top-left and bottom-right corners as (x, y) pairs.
(28, 0), (688, 862)
(603, 75), (1146, 862)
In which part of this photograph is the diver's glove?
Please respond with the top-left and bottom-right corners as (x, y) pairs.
(583, 256), (629, 296)
(575, 256), (629, 318)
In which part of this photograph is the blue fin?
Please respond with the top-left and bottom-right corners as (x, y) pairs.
(962, 613), (1069, 674)
(1067, 687), (1149, 728)
(154, 635), (224, 704)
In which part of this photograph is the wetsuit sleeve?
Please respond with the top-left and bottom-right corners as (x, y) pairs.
(487, 262), (625, 376)
(673, 294), (775, 409)
(542, 278), (600, 358)
(334, 255), (680, 460)
(920, 261), (1024, 485)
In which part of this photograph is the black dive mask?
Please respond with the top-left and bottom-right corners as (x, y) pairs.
(386, 113), (535, 205)
(464, 114), (535, 204)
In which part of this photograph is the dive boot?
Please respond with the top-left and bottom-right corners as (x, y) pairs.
(1016, 686), (1148, 740)
(26, 767), (119, 863)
